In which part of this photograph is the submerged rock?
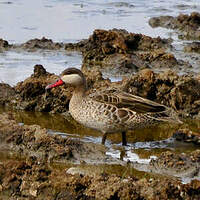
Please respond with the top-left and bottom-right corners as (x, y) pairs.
(173, 129), (200, 145)
(184, 42), (200, 54)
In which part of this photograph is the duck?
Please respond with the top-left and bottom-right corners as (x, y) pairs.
(46, 68), (182, 146)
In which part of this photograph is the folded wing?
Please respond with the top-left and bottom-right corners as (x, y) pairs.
(91, 89), (167, 114)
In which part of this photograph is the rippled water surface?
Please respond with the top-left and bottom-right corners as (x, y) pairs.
(0, 0), (200, 85)
(0, 0), (199, 43)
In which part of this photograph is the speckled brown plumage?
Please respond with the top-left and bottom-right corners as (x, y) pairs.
(46, 68), (182, 145)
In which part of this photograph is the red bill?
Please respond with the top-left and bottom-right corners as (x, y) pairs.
(45, 79), (64, 90)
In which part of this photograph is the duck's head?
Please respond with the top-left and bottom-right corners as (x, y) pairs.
(46, 68), (86, 90)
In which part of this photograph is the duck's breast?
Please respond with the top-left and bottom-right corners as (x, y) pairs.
(69, 98), (125, 133)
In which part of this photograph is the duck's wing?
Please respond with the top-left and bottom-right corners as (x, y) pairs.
(90, 89), (167, 114)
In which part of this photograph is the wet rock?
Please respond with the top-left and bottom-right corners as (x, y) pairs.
(0, 113), (200, 199)
(169, 76), (200, 115)
(0, 157), (200, 200)
(4, 122), (72, 162)
(136, 49), (179, 70)
(82, 53), (148, 76)
(190, 150), (200, 163)
(33, 64), (47, 77)
(0, 113), (107, 164)
(82, 67), (111, 92)
(121, 69), (200, 117)
(149, 150), (200, 180)
(21, 37), (64, 50)
(64, 39), (88, 51)
(13, 64), (71, 112)
(149, 12), (200, 40)
(0, 83), (16, 105)
(184, 42), (200, 54)
(149, 16), (176, 29)
(65, 29), (176, 75)
(85, 174), (200, 200)
(66, 29), (170, 53)
(0, 160), (53, 199)
(0, 38), (10, 51)
(173, 128), (200, 145)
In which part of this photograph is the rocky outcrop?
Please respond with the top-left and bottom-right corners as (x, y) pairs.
(1, 65), (200, 118)
(20, 37), (64, 50)
(120, 69), (200, 118)
(149, 12), (200, 40)
(65, 29), (188, 74)
(0, 83), (15, 106)
(0, 38), (11, 51)
(0, 113), (107, 163)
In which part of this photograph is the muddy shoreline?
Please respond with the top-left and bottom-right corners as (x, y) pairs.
(0, 12), (200, 199)
(0, 112), (200, 199)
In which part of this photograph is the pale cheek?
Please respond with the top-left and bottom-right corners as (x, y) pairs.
(62, 74), (82, 85)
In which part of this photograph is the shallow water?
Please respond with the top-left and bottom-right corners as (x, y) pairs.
(0, 0), (199, 44)
(0, 106), (198, 166)
(0, 0), (200, 85)
(0, 49), (82, 85)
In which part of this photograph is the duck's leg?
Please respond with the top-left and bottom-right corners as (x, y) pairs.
(102, 132), (107, 145)
(121, 131), (127, 146)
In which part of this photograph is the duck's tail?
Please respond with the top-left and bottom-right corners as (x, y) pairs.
(151, 107), (183, 125)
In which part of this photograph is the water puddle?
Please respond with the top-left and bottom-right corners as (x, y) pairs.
(53, 162), (147, 180)
(1, 108), (198, 152)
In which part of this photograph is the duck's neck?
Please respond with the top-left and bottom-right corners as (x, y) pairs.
(70, 85), (86, 106)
